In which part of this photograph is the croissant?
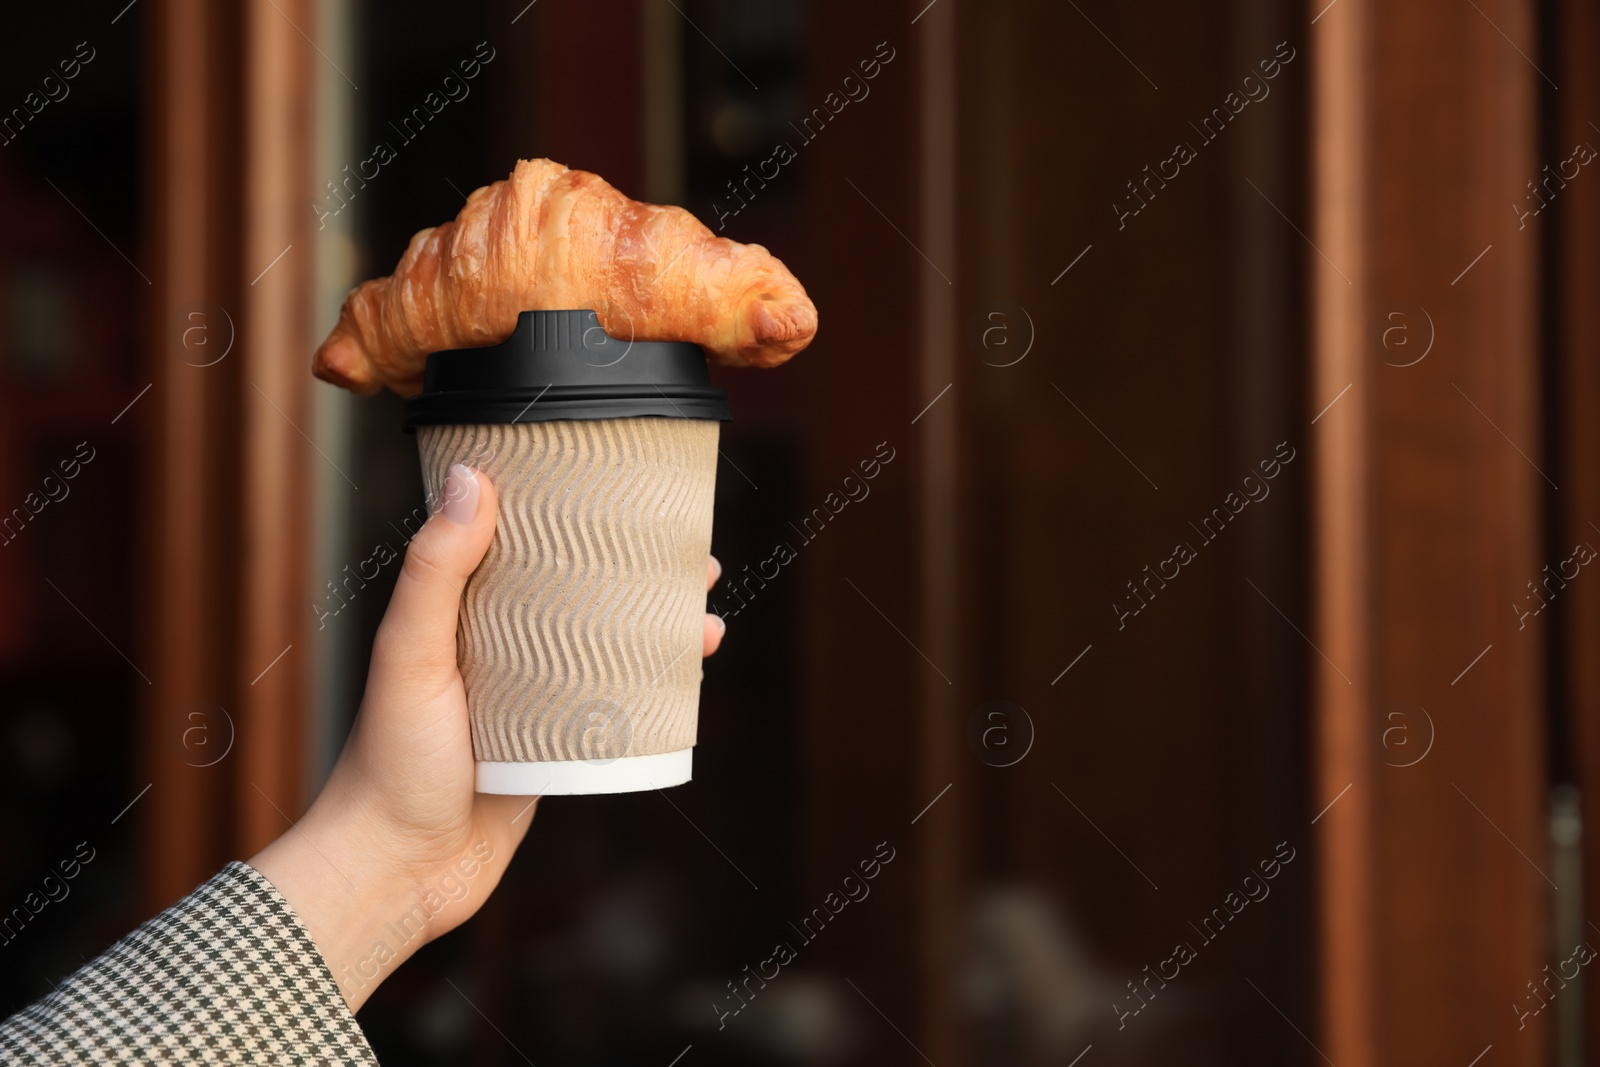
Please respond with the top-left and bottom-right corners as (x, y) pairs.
(313, 157), (817, 396)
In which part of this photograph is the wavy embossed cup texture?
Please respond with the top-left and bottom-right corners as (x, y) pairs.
(405, 310), (730, 796)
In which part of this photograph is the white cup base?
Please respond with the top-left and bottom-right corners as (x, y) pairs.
(475, 748), (693, 796)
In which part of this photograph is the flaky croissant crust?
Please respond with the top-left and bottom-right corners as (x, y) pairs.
(314, 157), (817, 396)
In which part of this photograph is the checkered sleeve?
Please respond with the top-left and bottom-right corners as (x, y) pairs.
(0, 861), (378, 1065)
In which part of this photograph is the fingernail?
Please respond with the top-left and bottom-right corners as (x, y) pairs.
(711, 556), (722, 582)
(713, 613), (727, 634)
(443, 464), (480, 524)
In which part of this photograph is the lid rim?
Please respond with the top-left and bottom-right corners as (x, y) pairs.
(405, 308), (732, 429)
(404, 397), (732, 431)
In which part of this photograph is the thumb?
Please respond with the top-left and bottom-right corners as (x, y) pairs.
(372, 464), (497, 685)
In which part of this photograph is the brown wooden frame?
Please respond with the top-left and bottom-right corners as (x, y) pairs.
(141, 0), (314, 911)
(1311, 0), (1549, 1063)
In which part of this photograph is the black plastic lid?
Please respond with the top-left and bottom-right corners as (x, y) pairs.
(403, 309), (731, 430)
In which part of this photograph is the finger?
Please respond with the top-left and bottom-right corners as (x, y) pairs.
(704, 612), (725, 657)
(372, 465), (498, 684)
(705, 556), (724, 656)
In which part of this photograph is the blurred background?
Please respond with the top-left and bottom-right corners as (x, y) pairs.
(1, 0), (1596, 1064)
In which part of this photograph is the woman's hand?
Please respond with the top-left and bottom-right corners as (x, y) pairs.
(251, 465), (725, 1012)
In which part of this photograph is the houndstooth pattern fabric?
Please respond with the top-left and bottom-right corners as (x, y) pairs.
(0, 861), (378, 1065)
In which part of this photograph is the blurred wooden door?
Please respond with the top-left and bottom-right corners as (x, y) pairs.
(806, 0), (1572, 1064)
(801, 0), (1314, 1063)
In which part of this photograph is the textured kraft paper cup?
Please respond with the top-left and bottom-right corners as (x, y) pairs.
(405, 309), (730, 796)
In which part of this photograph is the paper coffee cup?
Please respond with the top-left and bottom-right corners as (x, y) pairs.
(405, 309), (730, 795)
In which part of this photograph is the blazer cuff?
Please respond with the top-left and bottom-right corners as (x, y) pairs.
(0, 861), (378, 1065)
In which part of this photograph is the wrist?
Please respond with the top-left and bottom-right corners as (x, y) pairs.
(250, 792), (433, 1013)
